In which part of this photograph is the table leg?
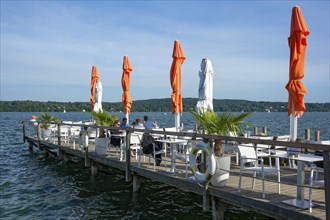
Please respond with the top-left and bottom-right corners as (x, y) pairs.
(120, 138), (125, 161)
(170, 143), (176, 173)
(163, 142), (167, 167)
(282, 160), (310, 208)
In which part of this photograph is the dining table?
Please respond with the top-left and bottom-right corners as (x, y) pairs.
(271, 152), (323, 209)
(155, 139), (188, 174)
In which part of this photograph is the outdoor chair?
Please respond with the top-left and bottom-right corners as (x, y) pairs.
(309, 166), (324, 213)
(237, 143), (281, 198)
(180, 139), (194, 178)
(137, 133), (165, 170)
(130, 132), (143, 160)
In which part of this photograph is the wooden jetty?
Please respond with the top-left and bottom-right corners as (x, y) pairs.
(22, 122), (330, 220)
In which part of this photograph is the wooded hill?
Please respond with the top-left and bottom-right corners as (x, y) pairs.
(1, 99), (329, 112)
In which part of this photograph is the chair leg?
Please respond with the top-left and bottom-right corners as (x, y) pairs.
(309, 187), (313, 213)
(238, 171), (242, 192)
(278, 171), (281, 194)
(309, 168), (315, 213)
(269, 157), (272, 167)
(252, 172), (256, 189)
(262, 172), (265, 199)
(138, 151), (141, 168)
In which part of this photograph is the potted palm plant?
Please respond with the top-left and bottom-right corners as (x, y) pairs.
(90, 110), (117, 155)
(38, 113), (60, 141)
(189, 110), (251, 187)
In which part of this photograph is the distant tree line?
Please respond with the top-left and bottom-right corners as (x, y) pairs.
(0, 99), (329, 112)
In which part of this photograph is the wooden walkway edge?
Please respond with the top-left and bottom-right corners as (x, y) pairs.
(25, 135), (328, 220)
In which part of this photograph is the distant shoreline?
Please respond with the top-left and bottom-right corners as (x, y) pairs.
(1, 99), (329, 112)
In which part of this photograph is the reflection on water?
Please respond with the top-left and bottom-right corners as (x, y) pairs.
(1, 112), (329, 219)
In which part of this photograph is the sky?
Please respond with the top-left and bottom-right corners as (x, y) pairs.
(1, 1), (329, 103)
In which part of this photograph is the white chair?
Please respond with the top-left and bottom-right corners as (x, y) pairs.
(181, 139), (194, 178)
(237, 144), (281, 198)
(137, 133), (165, 170)
(130, 132), (143, 160)
(308, 166), (324, 213)
(60, 126), (70, 143)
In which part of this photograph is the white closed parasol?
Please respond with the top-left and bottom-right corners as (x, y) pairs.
(93, 81), (103, 112)
(196, 58), (214, 113)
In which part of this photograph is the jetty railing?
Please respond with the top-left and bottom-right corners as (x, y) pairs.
(22, 120), (330, 219)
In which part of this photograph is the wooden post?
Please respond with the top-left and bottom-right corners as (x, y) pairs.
(304, 128), (310, 141)
(253, 127), (258, 136)
(37, 123), (41, 140)
(212, 196), (228, 220)
(132, 173), (141, 195)
(202, 187), (209, 211)
(28, 141), (33, 152)
(91, 161), (98, 176)
(85, 145), (90, 167)
(323, 151), (330, 219)
(323, 151), (330, 220)
(314, 130), (320, 142)
(37, 123), (43, 151)
(22, 121), (26, 143)
(125, 131), (132, 182)
(57, 124), (61, 145)
(44, 146), (49, 158)
(63, 152), (70, 163)
(57, 124), (62, 158)
(304, 129), (311, 153)
(262, 127), (267, 136)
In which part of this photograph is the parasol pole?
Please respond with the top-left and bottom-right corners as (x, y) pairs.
(175, 113), (180, 132)
(290, 100), (298, 142)
(124, 112), (129, 125)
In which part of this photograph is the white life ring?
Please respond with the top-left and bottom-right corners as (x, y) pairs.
(189, 141), (217, 186)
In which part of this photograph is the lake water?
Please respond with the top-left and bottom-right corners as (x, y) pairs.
(0, 112), (329, 219)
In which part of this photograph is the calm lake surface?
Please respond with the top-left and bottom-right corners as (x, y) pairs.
(0, 112), (329, 219)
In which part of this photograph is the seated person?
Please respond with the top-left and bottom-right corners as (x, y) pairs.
(110, 120), (121, 147)
(120, 117), (130, 128)
(134, 119), (145, 129)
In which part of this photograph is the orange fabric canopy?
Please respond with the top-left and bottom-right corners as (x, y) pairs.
(90, 66), (99, 112)
(170, 40), (186, 114)
(121, 55), (133, 114)
(285, 6), (309, 117)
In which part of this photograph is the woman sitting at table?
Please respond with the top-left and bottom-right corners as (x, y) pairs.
(110, 120), (121, 147)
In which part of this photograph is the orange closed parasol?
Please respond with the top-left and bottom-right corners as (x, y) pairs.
(90, 66), (99, 112)
(170, 40), (185, 130)
(121, 55), (133, 115)
(285, 6), (309, 117)
(285, 6), (309, 143)
(170, 40), (186, 115)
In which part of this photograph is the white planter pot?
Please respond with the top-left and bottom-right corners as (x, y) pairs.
(41, 129), (51, 141)
(210, 155), (231, 187)
(95, 137), (110, 155)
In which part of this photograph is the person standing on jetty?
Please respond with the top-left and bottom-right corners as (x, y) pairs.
(143, 115), (157, 130)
